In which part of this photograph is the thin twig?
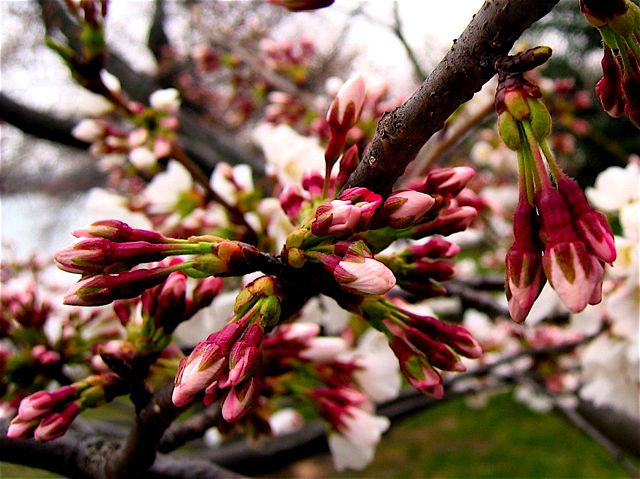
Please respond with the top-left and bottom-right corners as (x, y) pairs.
(391, 1), (426, 82)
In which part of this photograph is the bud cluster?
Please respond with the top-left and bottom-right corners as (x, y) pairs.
(495, 72), (616, 322)
(579, 0), (640, 127)
(359, 298), (482, 397)
(172, 276), (282, 422)
(56, 221), (262, 307)
(7, 373), (121, 442)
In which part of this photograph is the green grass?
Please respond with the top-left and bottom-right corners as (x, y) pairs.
(327, 391), (631, 479)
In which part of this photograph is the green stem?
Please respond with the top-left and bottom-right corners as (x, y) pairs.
(538, 138), (564, 182)
(522, 121), (551, 190)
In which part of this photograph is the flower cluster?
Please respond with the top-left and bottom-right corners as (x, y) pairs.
(580, 0), (640, 127)
(495, 71), (616, 322)
(7, 373), (121, 442)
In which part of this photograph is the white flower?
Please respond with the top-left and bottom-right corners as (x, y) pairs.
(300, 337), (349, 363)
(72, 119), (104, 142)
(328, 407), (389, 471)
(585, 159), (639, 212)
(514, 383), (553, 413)
(174, 290), (237, 345)
(85, 188), (152, 230)
(129, 147), (157, 170)
(339, 329), (401, 403)
(150, 88), (181, 114)
(252, 123), (325, 187)
(269, 408), (304, 436)
(257, 198), (295, 254)
(210, 163), (254, 204)
(300, 295), (352, 335)
(143, 160), (193, 214)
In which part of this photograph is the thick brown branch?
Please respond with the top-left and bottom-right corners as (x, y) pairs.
(344, 0), (561, 195)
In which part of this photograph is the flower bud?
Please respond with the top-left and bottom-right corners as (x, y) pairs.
(528, 98), (552, 141)
(596, 48), (625, 118)
(34, 402), (80, 442)
(410, 206), (477, 239)
(228, 324), (264, 386)
(73, 220), (169, 243)
(420, 167), (476, 198)
(268, 0), (335, 12)
(382, 190), (435, 228)
(335, 144), (359, 190)
(498, 112), (522, 150)
(326, 75), (366, 132)
(150, 88), (181, 114)
(333, 256), (396, 295)
(221, 376), (261, 422)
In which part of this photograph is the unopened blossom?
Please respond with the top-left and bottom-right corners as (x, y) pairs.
(326, 74), (366, 132)
(220, 376), (261, 422)
(150, 88), (180, 114)
(334, 256), (396, 295)
(72, 119), (105, 142)
(419, 166), (476, 197)
(129, 146), (157, 169)
(382, 190), (436, 228)
(537, 186), (605, 313)
(268, 0), (334, 12)
(172, 321), (244, 407)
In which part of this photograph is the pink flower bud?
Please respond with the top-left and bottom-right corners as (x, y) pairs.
(228, 324), (264, 386)
(7, 417), (37, 439)
(536, 187), (605, 312)
(221, 376), (260, 422)
(73, 220), (169, 243)
(595, 48), (625, 117)
(302, 170), (327, 198)
(34, 402), (80, 442)
(505, 201), (546, 323)
(313, 200), (361, 236)
(420, 167), (476, 197)
(387, 334), (443, 396)
(337, 187), (383, 228)
(55, 238), (183, 274)
(17, 386), (76, 422)
(335, 144), (359, 190)
(404, 327), (466, 373)
(63, 265), (179, 306)
(280, 184), (308, 222)
(326, 75), (366, 132)
(190, 277), (224, 312)
(383, 190), (436, 228)
(407, 237), (460, 260)
(334, 257), (396, 295)
(404, 314), (482, 359)
(172, 321), (244, 407)
(556, 177), (616, 263)
(410, 206), (477, 239)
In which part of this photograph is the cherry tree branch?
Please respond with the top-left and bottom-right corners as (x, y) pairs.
(344, 0), (561, 195)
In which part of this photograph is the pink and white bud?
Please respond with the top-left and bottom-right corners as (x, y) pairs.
(420, 167), (476, 197)
(410, 206), (477, 238)
(72, 119), (105, 142)
(312, 200), (361, 236)
(7, 417), (37, 439)
(595, 47), (625, 117)
(326, 74), (366, 131)
(221, 376), (260, 422)
(268, 0), (334, 12)
(150, 88), (181, 114)
(543, 242), (605, 313)
(63, 265), (179, 306)
(300, 337), (348, 362)
(228, 324), (264, 386)
(557, 177), (616, 264)
(33, 402), (80, 442)
(172, 321), (244, 407)
(387, 333), (443, 396)
(17, 386), (75, 422)
(334, 256), (396, 295)
(407, 237), (460, 260)
(73, 220), (169, 243)
(383, 190), (436, 228)
(337, 187), (383, 228)
(505, 201), (546, 323)
(129, 147), (157, 169)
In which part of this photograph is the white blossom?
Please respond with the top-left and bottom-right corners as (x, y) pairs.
(327, 407), (389, 471)
(143, 160), (193, 214)
(85, 188), (152, 230)
(252, 123), (325, 187)
(129, 147), (157, 170)
(71, 119), (104, 142)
